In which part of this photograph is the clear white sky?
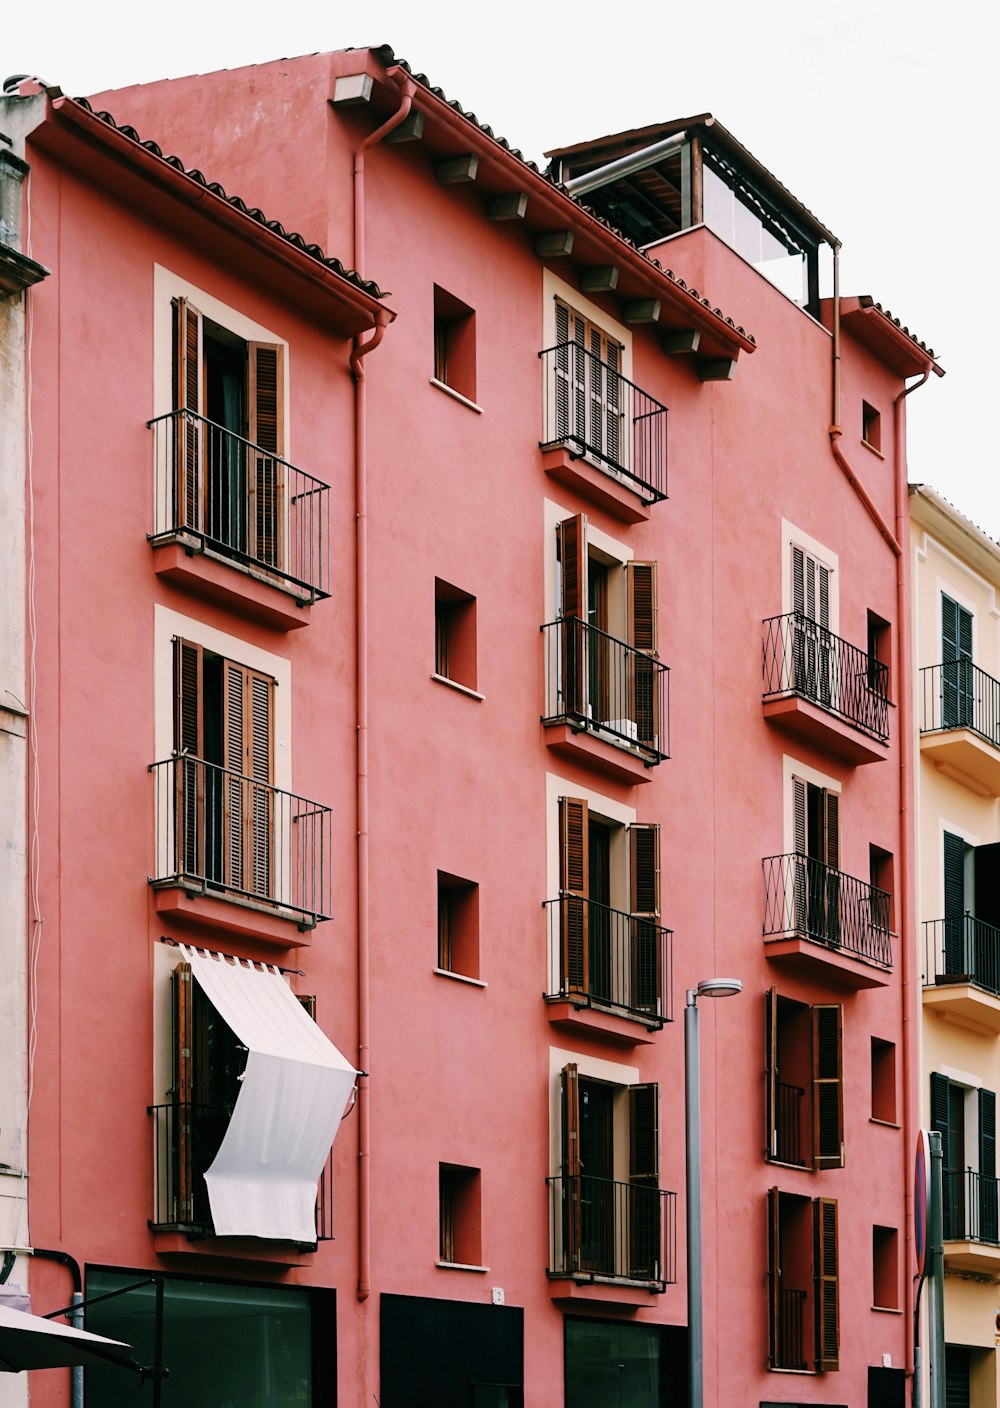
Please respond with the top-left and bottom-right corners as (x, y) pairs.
(7, 0), (998, 539)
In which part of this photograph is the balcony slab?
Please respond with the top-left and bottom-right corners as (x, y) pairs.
(923, 980), (1000, 1035)
(544, 721), (658, 785)
(762, 693), (889, 766)
(920, 729), (1000, 797)
(763, 935), (891, 990)
(151, 1231), (314, 1266)
(151, 882), (317, 949)
(152, 537), (314, 631)
(943, 1240), (1000, 1274)
(540, 444), (652, 524)
(547, 1276), (661, 1310)
(545, 999), (661, 1046)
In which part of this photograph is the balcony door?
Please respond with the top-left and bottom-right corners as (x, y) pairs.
(943, 832), (1000, 990)
(791, 544), (832, 706)
(578, 1079), (614, 1272)
(792, 778), (840, 944)
(553, 299), (624, 470)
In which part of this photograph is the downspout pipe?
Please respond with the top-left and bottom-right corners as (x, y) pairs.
(894, 361), (931, 1394)
(351, 68), (411, 1313)
(31, 1249), (83, 1408)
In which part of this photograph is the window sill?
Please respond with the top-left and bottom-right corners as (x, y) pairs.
(434, 967), (487, 989)
(872, 1304), (902, 1314)
(764, 1156), (812, 1172)
(862, 439), (886, 460)
(431, 673), (485, 701)
(870, 1117), (901, 1130)
(429, 378), (483, 414)
(436, 1260), (489, 1273)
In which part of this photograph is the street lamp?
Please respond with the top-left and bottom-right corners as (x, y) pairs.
(686, 978), (742, 1408)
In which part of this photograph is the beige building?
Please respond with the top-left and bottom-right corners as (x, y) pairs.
(914, 484), (1000, 1407)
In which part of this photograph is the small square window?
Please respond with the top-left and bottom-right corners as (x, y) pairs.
(871, 1037), (896, 1124)
(437, 871), (479, 978)
(873, 1224), (899, 1309)
(438, 1163), (481, 1265)
(433, 285), (476, 401)
(862, 401), (882, 453)
(434, 578), (477, 690)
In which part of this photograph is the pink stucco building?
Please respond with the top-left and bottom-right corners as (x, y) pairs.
(4, 44), (942, 1408)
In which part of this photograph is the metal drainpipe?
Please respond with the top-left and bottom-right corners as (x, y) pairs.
(350, 69), (412, 1311)
(894, 361), (931, 1390)
(30, 1248), (83, 1408)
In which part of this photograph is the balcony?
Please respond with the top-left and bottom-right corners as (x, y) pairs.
(762, 613), (890, 765)
(942, 1169), (1000, 1272)
(544, 898), (672, 1043)
(148, 1102), (332, 1250)
(762, 853), (892, 988)
(148, 410), (331, 629)
(919, 662), (1000, 796)
(542, 618), (669, 782)
(547, 1174), (675, 1294)
(539, 343), (667, 522)
(148, 756), (331, 945)
(923, 916), (1000, 1033)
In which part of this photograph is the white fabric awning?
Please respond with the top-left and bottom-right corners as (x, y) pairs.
(180, 944), (357, 1242)
(0, 1305), (136, 1373)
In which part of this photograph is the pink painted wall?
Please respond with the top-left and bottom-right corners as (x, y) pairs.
(27, 55), (918, 1408)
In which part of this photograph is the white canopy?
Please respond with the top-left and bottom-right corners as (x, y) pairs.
(180, 944), (357, 1242)
(0, 1305), (136, 1373)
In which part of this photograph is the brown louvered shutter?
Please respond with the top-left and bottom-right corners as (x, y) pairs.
(812, 1005), (844, 1169)
(248, 342), (284, 569)
(813, 1197), (840, 1371)
(171, 961), (194, 1221)
(557, 515), (589, 720)
(767, 1187), (781, 1367)
(222, 661), (274, 900)
(173, 638), (204, 878)
(628, 561), (659, 748)
(172, 297), (203, 533)
(628, 1083), (660, 1280)
(765, 988), (778, 1160)
(561, 1063), (582, 1271)
(559, 797), (589, 996)
(629, 822), (661, 1015)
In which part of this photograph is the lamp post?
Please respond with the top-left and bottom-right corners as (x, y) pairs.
(685, 978), (742, 1408)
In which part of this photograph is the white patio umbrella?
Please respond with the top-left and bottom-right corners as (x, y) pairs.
(0, 1303), (137, 1373)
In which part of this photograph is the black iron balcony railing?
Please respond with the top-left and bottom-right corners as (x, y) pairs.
(149, 755), (332, 927)
(942, 1168), (1000, 1245)
(148, 1102), (333, 1242)
(762, 852), (892, 969)
(923, 915), (1000, 996)
(148, 409), (332, 601)
(547, 1174), (675, 1289)
(773, 1082), (806, 1166)
(762, 613), (889, 743)
(544, 897), (672, 1024)
(920, 661), (1000, 748)
(542, 617), (670, 764)
(539, 343), (668, 501)
(770, 1286), (808, 1371)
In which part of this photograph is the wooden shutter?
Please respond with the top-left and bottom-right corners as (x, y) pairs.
(792, 548), (830, 630)
(813, 1197), (840, 1371)
(557, 515), (588, 720)
(171, 961), (194, 1221)
(248, 342), (284, 569)
(812, 1004), (844, 1169)
(223, 661), (274, 900)
(765, 988), (779, 1160)
(628, 1083), (660, 1279)
(944, 831), (968, 977)
(629, 822), (661, 1015)
(930, 1072), (952, 1172)
(792, 778), (806, 855)
(559, 797), (589, 995)
(173, 638), (204, 878)
(767, 1187), (781, 1367)
(628, 561), (659, 748)
(553, 298), (571, 440)
(172, 297), (203, 533)
(561, 1063), (581, 1271)
(980, 1088), (998, 1242)
(823, 792), (840, 868)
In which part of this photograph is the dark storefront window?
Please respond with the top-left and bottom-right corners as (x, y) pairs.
(84, 1269), (333, 1408)
(380, 1294), (523, 1408)
(566, 1319), (683, 1408)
